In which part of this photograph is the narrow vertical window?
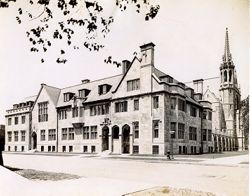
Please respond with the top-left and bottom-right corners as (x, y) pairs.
(224, 70), (227, 82)
(133, 122), (139, 139)
(134, 99), (139, 111)
(170, 122), (176, 138)
(153, 120), (159, 138)
(153, 96), (159, 109)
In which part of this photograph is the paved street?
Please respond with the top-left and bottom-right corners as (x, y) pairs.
(1, 151), (249, 196)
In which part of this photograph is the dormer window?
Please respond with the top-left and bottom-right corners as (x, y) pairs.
(64, 92), (74, 102)
(98, 84), (111, 95)
(78, 89), (90, 98)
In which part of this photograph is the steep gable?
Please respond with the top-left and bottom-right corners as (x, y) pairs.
(112, 57), (145, 99)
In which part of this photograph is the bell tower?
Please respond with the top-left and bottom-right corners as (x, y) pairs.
(219, 28), (241, 150)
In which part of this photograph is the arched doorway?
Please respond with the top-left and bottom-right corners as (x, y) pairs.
(122, 125), (130, 154)
(112, 126), (120, 153)
(32, 132), (37, 149)
(102, 126), (109, 151)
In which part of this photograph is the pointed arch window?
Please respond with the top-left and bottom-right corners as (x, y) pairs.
(229, 70), (232, 82)
(224, 70), (227, 82)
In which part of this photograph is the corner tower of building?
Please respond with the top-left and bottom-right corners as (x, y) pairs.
(219, 28), (241, 150)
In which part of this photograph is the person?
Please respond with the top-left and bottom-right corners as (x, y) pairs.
(167, 150), (171, 160)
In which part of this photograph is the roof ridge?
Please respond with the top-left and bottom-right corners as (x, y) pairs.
(61, 74), (123, 90)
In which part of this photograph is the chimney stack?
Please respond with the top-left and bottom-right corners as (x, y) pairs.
(140, 42), (155, 67)
(82, 79), (90, 84)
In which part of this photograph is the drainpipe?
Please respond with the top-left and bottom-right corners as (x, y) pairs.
(200, 107), (203, 154)
(56, 109), (59, 152)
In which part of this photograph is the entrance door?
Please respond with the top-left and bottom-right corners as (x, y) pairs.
(122, 125), (130, 154)
(112, 126), (119, 153)
(32, 132), (37, 149)
(102, 126), (109, 151)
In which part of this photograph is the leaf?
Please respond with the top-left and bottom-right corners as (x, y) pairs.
(18, 8), (22, 15)
(85, 1), (94, 9)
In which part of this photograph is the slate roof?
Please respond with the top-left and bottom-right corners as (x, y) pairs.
(57, 74), (123, 107)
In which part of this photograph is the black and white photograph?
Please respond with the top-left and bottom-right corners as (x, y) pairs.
(0, 0), (249, 195)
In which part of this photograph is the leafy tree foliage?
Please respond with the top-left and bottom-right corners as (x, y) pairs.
(240, 96), (249, 150)
(0, 0), (160, 64)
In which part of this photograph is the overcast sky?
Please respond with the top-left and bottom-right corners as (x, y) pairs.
(0, 0), (248, 124)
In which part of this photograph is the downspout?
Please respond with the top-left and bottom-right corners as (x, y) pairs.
(29, 112), (32, 150)
(56, 109), (59, 152)
(200, 107), (203, 154)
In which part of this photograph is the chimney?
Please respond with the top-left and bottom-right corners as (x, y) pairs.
(122, 60), (131, 74)
(81, 79), (90, 84)
(140, 42), (155, 67)
(193, 79), (204, 95)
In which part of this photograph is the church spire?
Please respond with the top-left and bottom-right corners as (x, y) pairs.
(223, 28), (232, 62)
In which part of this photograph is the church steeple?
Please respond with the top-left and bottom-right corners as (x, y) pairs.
(223, 28), (232, 62)
(220, 28), (234, 70)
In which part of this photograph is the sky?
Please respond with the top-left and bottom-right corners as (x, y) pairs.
(0, 0), (249, 124)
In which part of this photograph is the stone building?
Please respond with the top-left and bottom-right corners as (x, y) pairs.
(191, 28), (242, 152)
(4, 29), (240, 155)
(5, 96), (36, 152)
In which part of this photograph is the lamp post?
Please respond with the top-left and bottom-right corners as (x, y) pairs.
(169, 130), (175, 159)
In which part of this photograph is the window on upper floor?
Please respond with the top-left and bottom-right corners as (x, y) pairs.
(115, 101), (128, 113)
(189, 127), (197, 141)
(40, 130), (46, 141)
(38, 102), (48, 122)
(208, 130), (212, 141)
(78, 89), (90, 98)
(72, 107), (79, 118)
(21, 116), (26, 124)
(98, 84), (111, 95)
(127, 79), (140, 91)
(90, 104), (109, 116)
(170, 98), (176, 109)
(14, 117), (18, 125)
(153, 96), (159, 109)
(133, 121), (139, 139)
(202, 111), (207, 119)
(90, 126), (97, 139)
(208, 111), (212, 120)
(134, 99), (139, 111)
(68, 128), (74, 140)
(62, 128), (67, 140)
(202, 129), (207, 141)
(190, 106), (197, 117)
(178, 123), (185, 139)
(59, 109), (67, 120)
(7, 131), (12, 142)
(63, 92), (74, 102)
(83, 126), (89, 140)
(48, 129), (56, 141)
(178, 99), (186, 112)
(170, 122), (176, 139)
(21, 130), (25, 141)
(80, 107), (84, 117)
(153, 120), (159, 138)
(8, 118), (12, 126)
(14, 131), (18, 141)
